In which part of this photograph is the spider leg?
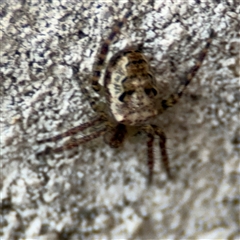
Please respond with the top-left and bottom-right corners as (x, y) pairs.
(161, 29), (214, 110)
(142, 125), (156, 184)
(91, 10), (132, 92)
(143, 125), (172, 183)
(52, 127), (107, 153)
(37, 127), (107, 157)
(37, 116), (104, 144)
(153, 126), (172, 179)
(74, 10), (132, 114)
(146, 133), (154, 184)
(72, 65), (104, 114)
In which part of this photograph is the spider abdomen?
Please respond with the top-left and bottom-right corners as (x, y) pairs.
(104, 48), (159, 125)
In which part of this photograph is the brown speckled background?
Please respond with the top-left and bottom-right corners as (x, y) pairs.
(1, 0), (239, 239)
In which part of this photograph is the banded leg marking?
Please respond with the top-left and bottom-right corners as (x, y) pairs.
(37, 116), (104, 144)
(91, 10), (132, 92)
(162, 30), (214, 109)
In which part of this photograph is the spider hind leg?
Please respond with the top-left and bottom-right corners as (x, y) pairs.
(146, 133), (154, 184)
(144, 125), (171, 184)
(153, 125), (172, 179)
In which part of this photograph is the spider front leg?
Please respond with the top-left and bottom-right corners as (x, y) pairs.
(161, 29), (214, 110)
(72, 65), (104, 114)
(91, 9), (132, 92)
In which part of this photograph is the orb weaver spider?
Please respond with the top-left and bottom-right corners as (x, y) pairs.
(37, 9), (214, 184)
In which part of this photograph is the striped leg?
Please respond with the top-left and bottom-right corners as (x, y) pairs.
(161, 29), (214, 110)
(72, 65), (102, 113)
(153, 126), (172, 179)
(144, 124), (171, 184)
(37, 116), (104, 144)
(147, 133), (154, 184)
(91, 10), (132, 92)
(37, 127), (107, 157)
(52, 127), (107, 153)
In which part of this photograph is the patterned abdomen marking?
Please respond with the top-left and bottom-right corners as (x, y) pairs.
(104, 48), (159, 125)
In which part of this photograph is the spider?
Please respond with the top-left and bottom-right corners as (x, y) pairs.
(37, 9), (214, 184)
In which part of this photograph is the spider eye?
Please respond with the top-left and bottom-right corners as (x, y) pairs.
(144, 88), (158, 96)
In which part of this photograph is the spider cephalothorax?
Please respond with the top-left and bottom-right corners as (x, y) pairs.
(38, 9), (214, 184)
